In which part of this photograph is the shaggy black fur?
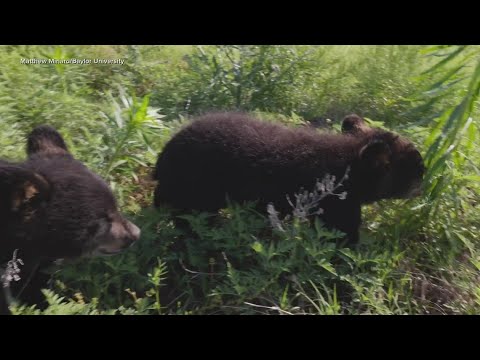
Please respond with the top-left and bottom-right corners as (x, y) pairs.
(1, 125), (140, 314)
(154, 112), (425, 244)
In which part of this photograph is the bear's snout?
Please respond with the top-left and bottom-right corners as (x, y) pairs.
(124, 220), (141, 247)
(96, 218), (141, 255)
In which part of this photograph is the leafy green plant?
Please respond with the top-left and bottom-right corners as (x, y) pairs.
(73, 87), (175, 209)
(146, 258), (168, 314)
(155, 45), (321, 116)
(100, 89), (163, 178)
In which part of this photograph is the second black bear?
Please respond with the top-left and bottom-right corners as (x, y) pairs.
(153, 112), (425, 245)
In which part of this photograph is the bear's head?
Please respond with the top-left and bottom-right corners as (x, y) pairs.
(0, 125), (141, 261)
(342, 114), (426, 203)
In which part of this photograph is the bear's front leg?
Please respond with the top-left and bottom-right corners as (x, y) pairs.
(321, 200), (361, 247)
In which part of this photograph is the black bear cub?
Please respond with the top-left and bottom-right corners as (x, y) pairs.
(154, 112), (425, 244)
(1, 125), (141, 314)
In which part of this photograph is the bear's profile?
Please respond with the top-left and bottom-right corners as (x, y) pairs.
(0, 125), (141, 314)
(153, 112), (425, 244)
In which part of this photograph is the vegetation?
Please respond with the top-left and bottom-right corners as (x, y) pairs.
(1, 45), (479, 315)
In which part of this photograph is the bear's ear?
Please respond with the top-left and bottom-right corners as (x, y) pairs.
(342, 114), (370, 135)
(359, 139), (392, 172)
(27, 125), (69, 157)
(0, 164), (50, 212)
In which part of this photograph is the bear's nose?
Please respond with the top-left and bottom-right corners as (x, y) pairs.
(126, 221), (141, 245)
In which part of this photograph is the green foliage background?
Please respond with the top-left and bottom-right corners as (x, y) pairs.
(1, 45), (479, 315)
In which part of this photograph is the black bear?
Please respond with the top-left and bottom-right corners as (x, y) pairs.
(0, 125), (141, 314)
(153, 112), (425, 245)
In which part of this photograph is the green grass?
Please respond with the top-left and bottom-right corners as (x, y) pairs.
(1, 45), (479, 315)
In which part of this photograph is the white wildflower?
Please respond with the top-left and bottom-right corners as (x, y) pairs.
(1, 249), (24, 288)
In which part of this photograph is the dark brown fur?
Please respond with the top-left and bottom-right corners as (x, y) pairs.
(154, 112), (425, 244)
(1, 125), (140, 314)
